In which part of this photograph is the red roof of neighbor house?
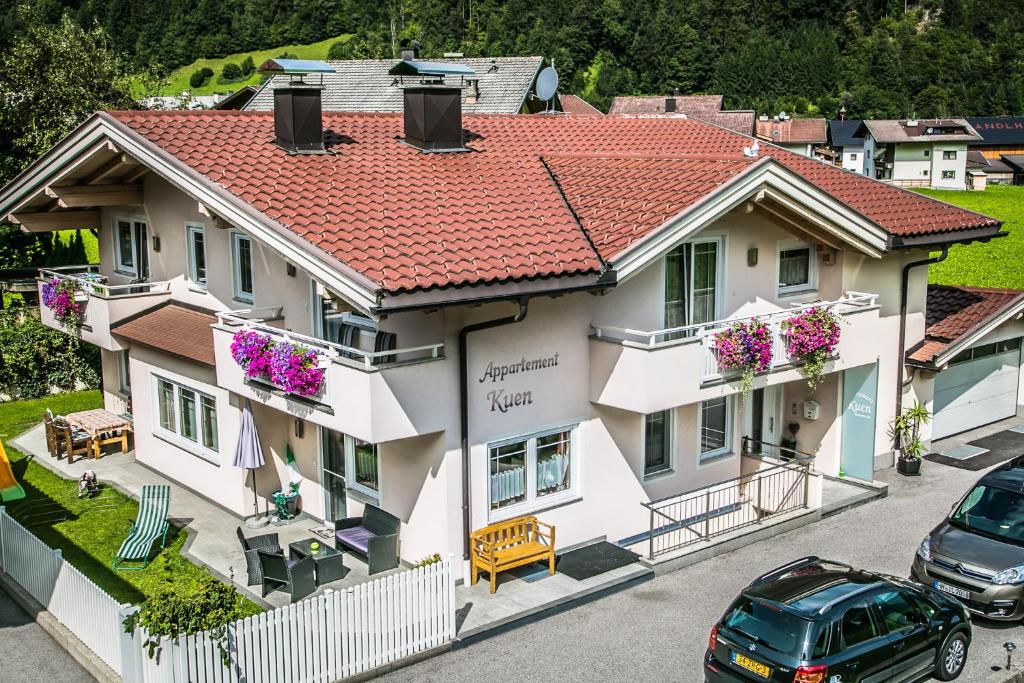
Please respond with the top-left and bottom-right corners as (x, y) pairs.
(907, 285), (1024, 365)
(756, 118), (828, 144)
(112, 303), (217, 365)
(559, 95), (604, 117)
(609, 95), (724, 117)
(108, 110), (1001, 295)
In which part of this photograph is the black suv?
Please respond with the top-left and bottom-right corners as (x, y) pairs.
(704, 557), (972, 682)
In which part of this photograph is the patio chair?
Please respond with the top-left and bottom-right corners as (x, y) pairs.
(257, 550), (316, 602)
(236, 526), (282, 586)
(113, 484), (171, 570)
(46, 415), (93, 463)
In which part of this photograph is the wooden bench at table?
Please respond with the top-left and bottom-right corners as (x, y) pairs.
(471, 515), (555, 593)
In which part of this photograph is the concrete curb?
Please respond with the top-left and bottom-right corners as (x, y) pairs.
(988, 667), (1024, 683)
(0, 572), (115, 683)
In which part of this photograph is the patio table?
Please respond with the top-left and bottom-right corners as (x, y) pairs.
(289, 538), (348, 586)
(65, 408), (132, 460)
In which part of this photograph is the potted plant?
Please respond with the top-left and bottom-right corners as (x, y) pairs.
(40, 276), (84, 332)
(781, 306), (841, 390)
(712, 318), (773, 400)
(892, 401), (930, 476)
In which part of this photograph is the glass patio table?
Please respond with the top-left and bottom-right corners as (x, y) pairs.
(289, 538), (348, 586)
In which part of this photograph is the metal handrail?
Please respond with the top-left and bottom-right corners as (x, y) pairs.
(216, 311), (445, 370)
(592, 291), (878, 347)
(38, 268), (170, 298)
(642, 455), (812, 509)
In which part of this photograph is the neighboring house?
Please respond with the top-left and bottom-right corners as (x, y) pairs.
(966, 150), (1016, 187)
(908, 286), (1024, 441)
(558, 94), (603, 117)
(607, 94), (756, 136)
(244, 56), (548, 114)
(213, 85), (258, 111)
(966, 116), (1024, 159)
(1, 68), (1001, 571)
(1000, 155), (1024, 184)
(858, 119), (981, 189)
(828, 119), (866, 174)
(755, 115), (828, 158)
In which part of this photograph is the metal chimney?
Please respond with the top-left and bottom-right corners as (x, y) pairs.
(273, 87), (325, 153)
(400, 39), (419, 62)
(403, 87), (464, 151)
(665, 96), (677, 113)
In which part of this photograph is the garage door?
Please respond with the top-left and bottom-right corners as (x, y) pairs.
(933, 339), (1021, 439)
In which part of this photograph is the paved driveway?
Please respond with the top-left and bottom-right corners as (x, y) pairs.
(0, 587), (94, 682)
(386, 457), (1022, 682)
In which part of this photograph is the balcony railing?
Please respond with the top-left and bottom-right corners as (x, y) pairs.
(640, 449), (815, 559)
(216, 311), (445, 372)
(38, 268), (171, 298)
(592, 291), (878, 383)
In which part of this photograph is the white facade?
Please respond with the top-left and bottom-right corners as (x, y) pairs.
(840, 146), (865, 174)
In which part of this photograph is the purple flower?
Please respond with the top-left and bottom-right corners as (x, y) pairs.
(230, 330), (324, 397)
(41, 277), (83, 328)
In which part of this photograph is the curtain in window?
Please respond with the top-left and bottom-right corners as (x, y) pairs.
(779, 248), (810, 287)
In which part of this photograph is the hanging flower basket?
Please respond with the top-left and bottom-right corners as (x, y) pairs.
(781, 307), (841, 390)
(712, 318), (773, 400)
(40, 277), (84, 332)
(230, 329), (325, 398)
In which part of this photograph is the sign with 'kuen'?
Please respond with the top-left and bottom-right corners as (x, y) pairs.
(477, 353), (560, 413)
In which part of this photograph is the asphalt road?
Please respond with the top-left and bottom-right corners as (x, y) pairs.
(386, 460), (1022, 683)
(0, 587), (94, 682)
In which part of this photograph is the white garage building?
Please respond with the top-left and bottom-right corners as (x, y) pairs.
(910, 285), (1024, 440)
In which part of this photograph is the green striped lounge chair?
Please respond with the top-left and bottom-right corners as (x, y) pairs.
(113, 484), (171, 570)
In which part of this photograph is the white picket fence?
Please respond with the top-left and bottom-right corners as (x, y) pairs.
(0, 506), (457, 682)
(0, 506), (128, 674)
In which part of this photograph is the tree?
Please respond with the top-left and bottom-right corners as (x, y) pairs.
(241, 55), (255, 75)
(221, 62), (242, 80)
(189, 69), (209, 88)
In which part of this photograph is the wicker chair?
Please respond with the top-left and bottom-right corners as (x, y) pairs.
(237, 526), (282, 585)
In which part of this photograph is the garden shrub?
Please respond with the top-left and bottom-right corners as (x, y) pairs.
(241, 55), (255, 76)
(221, 62), (241, 80)
(0, 307), (99, 399)
(189, 69), (207, 88)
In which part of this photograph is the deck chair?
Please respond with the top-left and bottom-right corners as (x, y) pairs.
(113, 484), (171, 570)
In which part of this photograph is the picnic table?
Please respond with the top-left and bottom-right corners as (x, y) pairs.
(65, 409), (132, 459)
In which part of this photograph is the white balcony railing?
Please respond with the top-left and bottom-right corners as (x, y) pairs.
(216, 310), (445, 372)
(38, 268), (171, 298)
(592, 291), (879, 383)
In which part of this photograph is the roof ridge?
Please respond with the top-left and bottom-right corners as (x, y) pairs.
(542, 152), (751, 162)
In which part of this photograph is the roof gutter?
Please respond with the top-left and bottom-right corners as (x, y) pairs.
(895, 245), (948, 448)
(459, 296), (530, 561)
(888, 226), (1005, 250)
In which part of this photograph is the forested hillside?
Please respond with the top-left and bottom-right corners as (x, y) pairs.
(2, 0), (1022, 117)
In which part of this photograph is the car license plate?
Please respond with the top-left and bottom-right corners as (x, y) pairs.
(934, 580), (971, 599)
(731, 652), (771, 678)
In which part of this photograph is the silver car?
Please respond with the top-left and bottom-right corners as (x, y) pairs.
(912, 458), (1024, 620)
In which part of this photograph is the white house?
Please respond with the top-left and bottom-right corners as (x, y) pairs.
(1, 64), (1002, 575)
(829, 120), (866, 175)
(859, 119), (981, 190)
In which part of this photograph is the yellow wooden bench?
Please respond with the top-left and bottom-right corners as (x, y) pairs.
(470, 516), (555, 593)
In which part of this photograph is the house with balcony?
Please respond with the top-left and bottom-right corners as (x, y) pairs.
(858, 118), (982, 189)
(0, 59), (1002, 572)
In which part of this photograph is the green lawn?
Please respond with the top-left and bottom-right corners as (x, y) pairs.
(160, 34), (351, 97)
(0, 391), (260, 613)
(919, 185), (1024, 289)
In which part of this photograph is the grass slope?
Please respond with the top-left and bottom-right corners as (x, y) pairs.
(161, 34), (351, 97)
(0, 390), (260, 613)
(919, 185), (1024, 289)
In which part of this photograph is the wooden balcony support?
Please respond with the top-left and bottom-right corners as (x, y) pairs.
(9, 210), (101, 232)
(45, 183), (143, 208)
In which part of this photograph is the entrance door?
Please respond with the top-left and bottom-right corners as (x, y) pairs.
(320, 427), (347, 522)
(841, 363), (878, 481)
(747, 386), (781, 452)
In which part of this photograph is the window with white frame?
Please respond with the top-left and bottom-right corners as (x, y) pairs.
(231, 231), (254, 303)
(116, 351), (131, 395)
(777, 241), (817, 294)
(923, 149), (930, 157)
(186, 224), (207, 288)
(489, 426), (575, 515)
(943, 150), (957, 160)
(115, 219), (137, 274)
(699, 397), (732, 461)
(349, 436), (380, 499)
(850, 153), (858, 160)
(942, 170), (956, 179)
(644, 410), (673, 477)
(154, 377), (218, 457)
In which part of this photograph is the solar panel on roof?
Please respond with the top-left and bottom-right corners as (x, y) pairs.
(388, 60), (475, 77)
(259, 59), (336, 74)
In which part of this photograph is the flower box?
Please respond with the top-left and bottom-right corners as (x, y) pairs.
(712, 318), (773, 399)
(780, 307), (841, 390)
(40, 277), (84, 332)
(230, 329), (326, 398)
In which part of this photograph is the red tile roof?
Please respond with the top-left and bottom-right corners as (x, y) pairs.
(109, 110), (1001, 295)
(756, 118), (828, 144)
(112, 303), (217, 365)
(559, 95), (604, 117)
(609, 95), (724, 117)
(907, 285), (1024, 365)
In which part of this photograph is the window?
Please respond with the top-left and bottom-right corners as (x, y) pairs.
(849, 153), (858, 160)
(922, 169), (929, 177)
(115, 219), (135, 273)
(644, 410), (672, 477)
(320, 429), (381, 502)
(153, 376), (218, 457)
(943, 150), (958, 160)
(351, 437), (379, 497)
(942, 170), (956, 179)
(949, 338), (1020, 365)
(231, 232), (254, 303)
(840, 603), (879, 649)
(700, 397), (732, 460)
(923, 149), (930, 157)
(778, 241), (816, 294)
(114, 218), (149, 278)
(116, 351), (131, 395)
(664, 237), (722, 331)
(489, 426), (575, 515)
(873, 590), (923, 634)
(187, 224), (207, 288)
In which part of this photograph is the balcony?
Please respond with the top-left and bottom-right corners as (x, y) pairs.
(590, 292), (882, 413)
(36, 268), (172, 351)
(212, 312), (450, 444)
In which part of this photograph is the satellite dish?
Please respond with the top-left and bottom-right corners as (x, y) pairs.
(536, 66), (559, 101)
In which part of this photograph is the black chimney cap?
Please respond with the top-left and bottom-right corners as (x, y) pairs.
(273, 87), (327, 154)
(402, 87), (466, 152)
